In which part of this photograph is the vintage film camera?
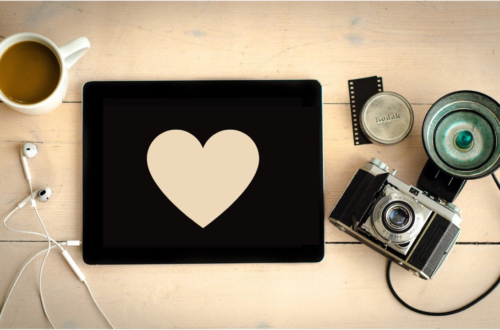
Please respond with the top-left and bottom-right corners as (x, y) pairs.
(329, 158), (462, 280)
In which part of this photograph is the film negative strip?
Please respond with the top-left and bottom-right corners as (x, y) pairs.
(348, 76), (383, 145)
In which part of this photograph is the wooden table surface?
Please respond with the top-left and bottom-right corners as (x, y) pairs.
(1, 2), (500, 328)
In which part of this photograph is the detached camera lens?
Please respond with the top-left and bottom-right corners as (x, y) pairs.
(389, 208), (408, 227)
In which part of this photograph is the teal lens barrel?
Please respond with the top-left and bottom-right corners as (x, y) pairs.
(422, 91), (500, 179)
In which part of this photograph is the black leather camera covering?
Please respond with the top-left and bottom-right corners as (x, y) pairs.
(408, 214), (460, 278)
(330, 169), (389, 227)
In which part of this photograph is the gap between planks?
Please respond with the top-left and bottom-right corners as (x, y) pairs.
(0, 101), (435, 105)
(1, 240), (500, 245)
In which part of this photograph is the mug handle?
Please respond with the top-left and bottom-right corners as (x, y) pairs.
(58, 37), (91, 69)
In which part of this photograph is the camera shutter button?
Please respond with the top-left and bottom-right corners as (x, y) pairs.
(445, 202), (462, 215)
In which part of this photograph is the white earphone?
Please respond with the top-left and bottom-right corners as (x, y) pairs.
(20, 142), (37, 181)
(17, 188), (53, 208)
(0, 143), (114, 329)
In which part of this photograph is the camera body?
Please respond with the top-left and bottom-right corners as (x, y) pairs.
(329, 158), (462, 280)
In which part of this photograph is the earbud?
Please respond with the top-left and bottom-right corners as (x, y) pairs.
(22, 143), (38, 158)
(37, 187), (52, 202)
(20, 143), (38, 181)
(17, 187), (52, 209)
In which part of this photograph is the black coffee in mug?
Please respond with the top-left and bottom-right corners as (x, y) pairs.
(0, 41), (60, 104)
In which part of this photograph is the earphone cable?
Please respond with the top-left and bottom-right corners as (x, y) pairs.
(1, 206), (59, 327)
(0, 240), (114, 329)
(83, 280), (115, 329)
(27, 179), (55, 328)
(33, 204), (56, 329)
(28, 179), (34, 201)
(3, 207), (64, 251)
(12, 143), (113, 328)
(0, 245), (58, 323)
(2, 207), (114, 328)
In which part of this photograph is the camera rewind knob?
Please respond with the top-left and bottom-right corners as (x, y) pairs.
(369, 158), (389, 172)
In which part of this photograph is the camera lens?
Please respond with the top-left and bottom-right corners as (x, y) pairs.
(382, 202), (414, 233)
(389, 208), (408, 227)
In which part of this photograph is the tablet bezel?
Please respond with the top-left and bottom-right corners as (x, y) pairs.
(82, 80), (324, 264)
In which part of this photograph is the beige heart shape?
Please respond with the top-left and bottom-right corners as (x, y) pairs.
(147, 129), (259, 228)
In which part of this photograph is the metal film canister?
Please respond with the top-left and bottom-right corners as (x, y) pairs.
(360, 91), (414, 145)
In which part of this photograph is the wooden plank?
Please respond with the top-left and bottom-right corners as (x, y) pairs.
(0, 2), (500, 103)
(0, 243), (499, 328)
(1, 103), (500, 242)
(0, 103), (81, 145)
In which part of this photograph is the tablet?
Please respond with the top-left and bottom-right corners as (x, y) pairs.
(82, 80), (324, 264)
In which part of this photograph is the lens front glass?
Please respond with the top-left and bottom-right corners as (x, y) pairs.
(383, 202), (413, 233)
(389, 208), (408, 227)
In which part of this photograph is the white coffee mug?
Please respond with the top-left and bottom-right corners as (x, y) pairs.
(0, 33), (90, 115)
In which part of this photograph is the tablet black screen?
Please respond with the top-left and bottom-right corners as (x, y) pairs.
(83, 80), (324, 263)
